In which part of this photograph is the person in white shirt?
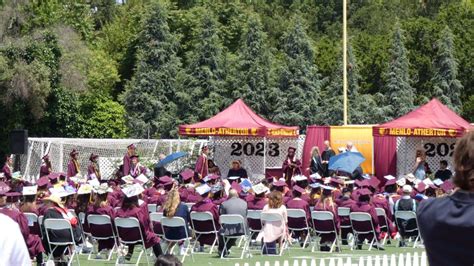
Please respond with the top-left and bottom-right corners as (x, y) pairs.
(0, 213), (31, 266)
(345, 141), (359, 152)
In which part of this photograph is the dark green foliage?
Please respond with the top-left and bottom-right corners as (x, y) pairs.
(431, 26), (463, 113)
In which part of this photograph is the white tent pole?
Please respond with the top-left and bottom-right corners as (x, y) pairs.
(263, 137), (267, 176)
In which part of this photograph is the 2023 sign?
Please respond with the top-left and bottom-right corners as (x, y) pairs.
(423, 142), (455, 157)
(230, 142), (280, 157)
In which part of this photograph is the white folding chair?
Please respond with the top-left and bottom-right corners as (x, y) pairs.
(114, 217), (150, 266)
(149, 212), (164, 237)
(394, 211), (422, 248)
(349, 212), (379, 251)
(375, 208), (389, 245)
(185, 203), (195, 210)
(147, 204), (157, 213)
(86, 214), (117, 261)
(24, 212), (42, 238)
(219, 214), (251, 259)
(161, 217), (194, 263)
(287, 209), (311, 248)
(337, 207), (352, 243)
(311, 211), (341, 253)
(189, 211), (219, 254)
(43, 218), (81, 266)
(260, 212), (288, 256)
(247, 210), (263, 237)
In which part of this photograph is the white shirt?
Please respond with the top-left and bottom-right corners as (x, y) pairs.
(0, 213), (31, 266)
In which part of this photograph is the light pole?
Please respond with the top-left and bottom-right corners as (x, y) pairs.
(343, 0), (348, 125)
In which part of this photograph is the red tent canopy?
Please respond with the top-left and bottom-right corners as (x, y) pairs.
(373, 98), (471, 138)
(179, 99), (299, 137)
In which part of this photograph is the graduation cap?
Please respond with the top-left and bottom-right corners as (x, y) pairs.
(227, 176), (240, 181)
(49, 187), (68, 198)
(122, 175), (134, 184)
(89, 153), (99, 161)
(440, 180), (454, 193)
(93, 183), (112, 195)
(240, 178), (252, 192)
(22, 185), (38, 196)
(320, 185), (335, 191)
(69, 149), (79, 157)
(127, 143), (136, 149)
(330, 177), (344, 186)
(433, 179), (444, 186)
(288, 146), (296, 152)
(310, 173), (322, 180)
(158, 175), (173, 184)
(423, 178), (434, 186)
(195, 184), (211, 196)
(252, 183), (269, 195)
(405, 173), (416, 183)
(64, 185), (77, 196)
(293, 185), (306, 194)
(0, 182), (11, 196)
(354, 179), (364, 187)
(231, 182), (242, 194)
(384, 179), (397, 186)
(384, 175), (396, 180)
(415, 182), (426, 193)
(211, 183), (223, 194)
(180, 169), (194, 181)
(48, 173), (59, 182)
(358, 188), (372, 196)
(122, 183), (144, 198)
(42, 154), (50, 160)
(36, 176), (50, 188)
(309, 183), (321, 189)
(344, 180), (355, 185)
(272, 179), (286, 187)
(396, 178), (407, 187)
(293, 175), (307, 182)
(368, 177), (381, 189)
(77, 184), (93, 195)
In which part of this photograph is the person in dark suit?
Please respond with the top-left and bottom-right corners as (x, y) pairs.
(218, 189), (248, 257)
(321, 141), (335, 177)
(418, 131), (474, 266)
(308, 146), (324, 176)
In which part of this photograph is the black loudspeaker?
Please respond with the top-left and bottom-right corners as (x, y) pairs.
(10, 130), (28, 154)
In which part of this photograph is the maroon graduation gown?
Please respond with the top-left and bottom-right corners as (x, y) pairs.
(1, 164), (12, 180)
(372, 194), (396, 234)
(67, 160), (79, 178)
(190, 198), (220, 246)
(350, 202), (380, 241)
(40, 163), (51, 177)
(194, 155), (208, 182)
(116, 206), (160, 248)
(86, 204), (116, 250)
(0, 207), (44, 257)
(286, 198), (311, 224)
(178, 186), (189, 202)
(313, 200), (340, 243)
(282, 158), (302, 187)
(122, 153), (132, 176)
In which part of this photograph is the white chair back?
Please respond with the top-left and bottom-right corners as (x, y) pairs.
(312, 210), (334, 221)
(161, 216), (186, 228)
(247, 209), (262, 219)
(24, 212), (38, 225)
(337, 207), (350, 216)
(185, 203), (195, 210)
(87, 214), (112, 225)
(147, 204), (157, 213)
(350, 212), (372, 222)
(220, 214), (248, 235)
(190, 211), (213, 221)
(287, 209), (307, 219)
(260, 212), (284, 223)
(44, 219), (75, 245)
(115, 217), (140, 228)
(395, 211), (417, 221)
(150, 212), (163, 223)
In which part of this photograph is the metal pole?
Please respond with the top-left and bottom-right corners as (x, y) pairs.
(263, 137), (267, 176)
(343, 0), (348, 125)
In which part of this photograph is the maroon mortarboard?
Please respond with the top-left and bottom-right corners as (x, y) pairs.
(127, 143), (136, 149)
(293, 185), (305, 194)
(416, 182), (426, 193)
(368, 177), (381, 189)
(354, 179), (364, 187)
(58, 173), (67, 181)
(48, 173), (59, 181)
(208, 174), (220, 180)
(37, 176), (50, 187)
(0, 182), (11, 196)
(384, 179), (397, 186)
(42, 154), (49, 160)
(288, 146), (296, 152)
(272, 180), (286, 187)
(440, 180), (454, 193)
(69, 149), (79, 157)
(266, 175), (275, 182)
(358, 188), (372, 196)
(231, 182), (242, 194)
(108, 179), (118, 186)
(159, 176), (173, 184)
(330, 178), (344, 185)
(361, 179), (370, 188)
(180, 169), (194, 181)
(89, 153), (99, 161)
(427, 184), (437, 190)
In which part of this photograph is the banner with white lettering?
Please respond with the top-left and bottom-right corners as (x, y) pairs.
(396, 137), (456, 176)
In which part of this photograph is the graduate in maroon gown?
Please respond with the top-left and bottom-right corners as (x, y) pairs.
(194, 145), (209, 182)
(20, 186), (41, 236)
(282, 147), (302, 188)
(1, 154), (13, 180)
(122, 144), (136, 177)
(87, 153), (101, 180)
(286, 185), (311, 245)
(313, 186), (340, 251)
(87, 184), (116, 253)
(335, 188), (356, 243)
(129, 155), (147, 178)
(178, 169), (195, 202)
(349, 188), (383, 250)
(0, 182), (45, 265)
(271, 179), (291, 204)
(190, 184), (220, 249)
(247, 183), (268, 210)
(211, 183), (227, 205)
(40, 154), (52, 177)
(116, 184), (162, 260)
(67, 149), (80, 178)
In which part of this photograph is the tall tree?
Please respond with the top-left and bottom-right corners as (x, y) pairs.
(382, 23), (416, 121)
(431, 26), (463, 113)
(274, 18), (322, 127)
(177, 14), (226, 124)
(122, 2), (181, 138)
(232, 16), (276, 118)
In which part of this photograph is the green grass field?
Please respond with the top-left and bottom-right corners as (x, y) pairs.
(74, 243), (425, 266)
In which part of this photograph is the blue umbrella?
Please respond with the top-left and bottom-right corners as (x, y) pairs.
(328, 151), (366, 174)
(156, 151), (188, 167)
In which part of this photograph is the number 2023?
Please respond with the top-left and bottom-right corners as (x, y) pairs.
(230, 142), (280, 157)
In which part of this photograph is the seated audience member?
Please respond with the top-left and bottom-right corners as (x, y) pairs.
(0, 213), (31, 266)
(434, 160), (452, 181)
(394, 185), (418, 247)
(218, 189), (248, 257)
(86, 184), (116, 256)
(286, 185), (311, 246)
(335, 188), (355, 243)
(190, 184), (220, 251)
(350, 188), (384, 250)
(259, 191), (288, 255)
(226, 160), (248, 180)
(313, 186), (340, 251)
(418, 131), (474, 266)
(162, 188), (190, 255)
(116, 184), (163, 261)
(42, 193), (82, 266)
